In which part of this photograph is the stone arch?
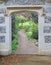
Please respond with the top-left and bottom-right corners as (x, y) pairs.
(8, 6), (43, 53)
(0, 6), (45, 55)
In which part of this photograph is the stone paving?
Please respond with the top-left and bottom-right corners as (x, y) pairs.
(15, 30), (38, 54)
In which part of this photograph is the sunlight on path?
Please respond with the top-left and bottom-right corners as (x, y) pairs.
(15, 30), (38, 54)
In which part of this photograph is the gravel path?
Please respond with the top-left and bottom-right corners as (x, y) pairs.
(15, 30), (38, 54)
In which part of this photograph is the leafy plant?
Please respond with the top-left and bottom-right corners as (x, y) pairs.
(12, 14), (19, 51)
(12, 39), (18, 51)
(32, 24), (38, 39)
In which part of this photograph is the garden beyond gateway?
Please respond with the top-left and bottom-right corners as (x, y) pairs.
(0, 6), (51, 55)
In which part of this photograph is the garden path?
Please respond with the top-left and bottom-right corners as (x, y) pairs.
(15, 30), (38, 54)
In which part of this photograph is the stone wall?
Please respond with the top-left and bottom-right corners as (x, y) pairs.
(0, 0), (45, 5)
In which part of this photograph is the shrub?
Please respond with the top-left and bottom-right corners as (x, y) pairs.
(12, 14), (19, 51)
(32, 24), (38, 39)
(18, 23), (23, 30)
(25, 22), (38, 40)
(12, 39), (18, 51)
(26, 31), (32, 39)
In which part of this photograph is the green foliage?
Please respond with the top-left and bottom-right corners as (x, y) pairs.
(11, 13), (38, 51)
(15, 15), (38, 40)
(12, 14), (38, 51)
(12, 14), (19, 51)
(15, 16), (24, 30)
(32, 24), (38, 39)
(24, 22), (38, 40)
(12, 39), (18, 51)
(26, 32), (32, 39)
(15, 16), (25, 23)
(18, 23), (23, 30)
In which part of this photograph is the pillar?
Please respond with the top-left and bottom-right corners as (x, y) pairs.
(39, 6), (51, 55)
(0, 15), (12, 55)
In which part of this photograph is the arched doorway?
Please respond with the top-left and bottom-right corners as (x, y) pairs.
(11, 11), (38, 54)
(0, 6), (44, 55)
(8, 6), (43, 54)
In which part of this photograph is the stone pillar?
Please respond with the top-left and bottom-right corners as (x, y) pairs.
(38, 6), (51, 55)
(38, 14), (45, 55)
(0, 15), (12, 55)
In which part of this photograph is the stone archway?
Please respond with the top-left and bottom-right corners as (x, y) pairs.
(8, 6), (44, 54)
(0, 6), (45, 55)
(11, 11), (38, 54)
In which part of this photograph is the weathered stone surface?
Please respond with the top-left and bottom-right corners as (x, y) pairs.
(45, 36), (51, 43)
(5, 0), (45, 5)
